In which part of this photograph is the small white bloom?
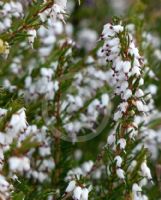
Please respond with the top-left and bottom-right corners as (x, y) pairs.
(39, 147), (51, 157)
(38, 172), (48, 182)
(142, 195), (148, 200)
(81, 188), (89, 200)
(132, 183), (142, 193)
(115, 59), (123, 71)
(0, 108), (7, 117)
(127, 126), (138, 139)
(65, 180), (76, 193)
(154, 49), (161, 60)
(131, 66), (140, 76)
(107, 38), (120, 47)
(73, 186), (82, 200)
(116, 168), (125, 179)
(139, 78), (144, 86)
(139, 178), (148, 187)
(141, 161), (152, 180)
(9, 156), (30, 172)
(0, 175), (9, 188)
(136, 100), (144, 112)
(122, 89), (132, 100)
(82, 161), (93, 174)
(112, 25), (124, 33)
(101, 94), (109, 106)
(148, 84), (157, 95)
(113, 110), (122, 121)
(114, 156), (123, 167)
(7, 107), (27, 137)
(119, 102), (128, 113)
(122, 61), (131, 73)
(117, 138), (126, 149)
(41, 68), (53, 79)
(107, 134), (115, 145)
(120, 81), (129, 92)
(25, 76), (32, 88)
(75, 96), (83, 108)
(135, 89), (144, 98)
(27, 29), (37, 48)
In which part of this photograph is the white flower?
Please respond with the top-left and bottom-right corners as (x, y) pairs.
(0, 108), (7, 117)
(38, 172), (48, 182)
(6, 107), (27, 137)
(122, 61), (131, 73)
(148, 84), (157, 95)
(119, 102), (128, 113)
(122, 89), (132, 100)
(101, 94), (109, 106)
(113, 110), (122, 121)
(131, 66), (141, 76)
(116, 168), (125, 179)
(127, 126), (138, 139)
(141, 161), (152, 180)
(81, 188), (89, 200)
(0, 174), (9, 194)
(81, 161), (93, 174)
(139, 178), (148, 187)
(117, 138), (126, 149)
(39, 10), (49, 22)
(107, 38), (120, 47)
(27, 29), (37, 48)
(73, 186), (82, 200)
(128, 47), (140, 58)
(120, 81), (129, 92)
(154, 49), (161, 60)
(132, 183), (142, 193)
(50, 0), (67, 23)
(39, 147), (51, 157)
(41, 68), (53, 79)
(114, 59), (123, 71)
(25, 76), (32, 88)
(75, 96), (83, 108)
(142, 195), (148, 200)
(114, 156), (123, 167)
(107, 134), (115, 145)
(135, 89), (144, 98)
(65, 180), (76, 193)
(139, 78), (144, 86)
(55, 0), (67, 10)
(132, 183), (142, 200)
(110, 45), (120, 54)
(9, 156), (30, 172)
(112, 25), (124, 33)
(136, 101), (144, 112)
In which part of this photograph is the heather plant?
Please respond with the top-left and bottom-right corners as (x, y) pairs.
(0, 0), (161, 200)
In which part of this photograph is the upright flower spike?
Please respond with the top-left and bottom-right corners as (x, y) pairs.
(102, 21), (151, 197)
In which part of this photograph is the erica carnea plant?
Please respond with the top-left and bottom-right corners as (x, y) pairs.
(101, 21), (152, 199)
(0, 0), (161, 200)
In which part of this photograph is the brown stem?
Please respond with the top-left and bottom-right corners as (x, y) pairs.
(54, 62), (63, 187)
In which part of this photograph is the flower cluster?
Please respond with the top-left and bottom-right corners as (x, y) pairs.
(0, 107), (27, 198)
(102, 22), (151, 198)
(39, 0), (67, 24)
(24, 67), (59, 101)
(65, 180), (91, 200)
(0, 1), (23, 33)
(20, 125), (55, 182)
